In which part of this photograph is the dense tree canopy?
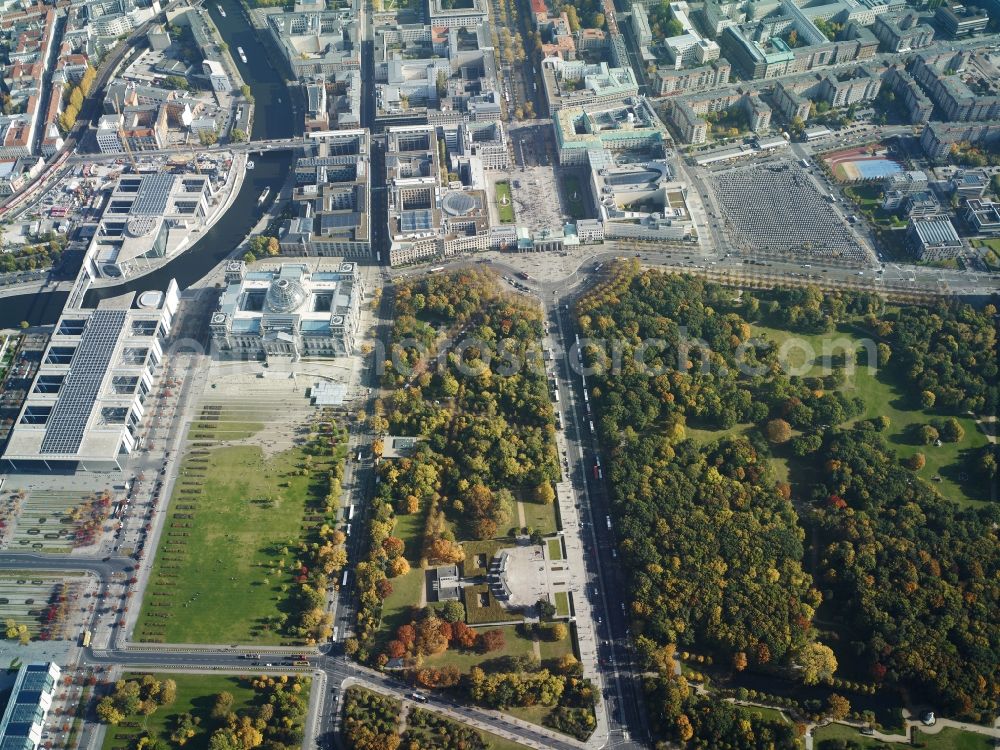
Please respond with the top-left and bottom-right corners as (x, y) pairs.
(377, 270), (558, 542)
(578, 267), (829, 666)
(888, 302), (998, 414)
(811, 428), (1000, 719)
(646, 672), (800, 749)
(577, 263), (1000, 728)
(612, 434), (820, 664)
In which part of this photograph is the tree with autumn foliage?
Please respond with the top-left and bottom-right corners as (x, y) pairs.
(478, 629), (505, 653)
(825, 693), (851, 720)
(414, 666), (461, 689)
(426, 538), (464, 565)
(451, 620), (479, 650)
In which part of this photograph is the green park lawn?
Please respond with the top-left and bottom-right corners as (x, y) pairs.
(971, 237), (1000, 252)
(546, 538), (564, 561)
(405, 708), (532, 750)
(851, 361), (987, 505)
(477, 730), (533, 750)
(537, 631), (573, 664)
(378, 567), (424, 648)
(751, 323), (989, 506)
(495, 182), (515, 223)
(813, 723), (994, 750)
(421, 625), (537, 672)
(914, 728), (996, 750)
(464, 584), (522, 625)
(741, 704), (791, 725)
(136, 443), (339, 644)
(100, 674), (257, 750)
(812, 722), (892, 748)
(188, 420), (264, 441)
(394, 511), (425, 564)
(520, 498), (558, 536)
(553, 591), (571, 617)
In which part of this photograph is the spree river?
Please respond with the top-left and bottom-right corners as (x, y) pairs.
(0, 0), (293, 328)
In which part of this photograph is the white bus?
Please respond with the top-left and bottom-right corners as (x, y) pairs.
(347, 504), (356, 521)
(553, 390), (559, 402)
(341, 571), (349, 587)
(345, 523), (352, 537)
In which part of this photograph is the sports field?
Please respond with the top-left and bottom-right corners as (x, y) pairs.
(823, 144), (903, 183)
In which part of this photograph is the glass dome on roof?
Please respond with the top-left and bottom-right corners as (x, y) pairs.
(265, 277), (307, 313)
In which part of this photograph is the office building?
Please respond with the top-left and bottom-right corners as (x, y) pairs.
(265, 9), (360, 78)
(553, 98), (668, 164)
(884, 66), (933, 124)
(426, 0), (489, 28)
(934, 4), (988, 36)
(920, 120), (1000, 159)
(458, 121), (510, 170)
(665, 88), (771, 144)
(883, 170), (928, 195)
(911, 53), (1000, 122)
(587, 154), (695, 242)
(872, 11), (934, 51)
(541, 59), (639, 112)
(280, 130), (371, 259)
(719, 18), (877, 80)
(202, 59), (231, 93)
(951, 170), (989, 198)
(304, 76), (329, 132)
(962, 198), (1000, 235)
(653, 60), (731, 96)
(907, 215), (962, 259)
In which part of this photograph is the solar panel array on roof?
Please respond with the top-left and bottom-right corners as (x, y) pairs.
(40, 310), (127, 454)
(400, 209), (433, 232)
(914, 218), (959, 245)
(131, 173), (175, 216)
(319, 213), (360, 229)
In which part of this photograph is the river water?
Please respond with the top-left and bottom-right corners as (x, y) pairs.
(0, 0), (293, 328)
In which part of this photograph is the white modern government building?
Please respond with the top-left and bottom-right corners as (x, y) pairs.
(0, 663), (61, 750)
(1, 283), (178, 473)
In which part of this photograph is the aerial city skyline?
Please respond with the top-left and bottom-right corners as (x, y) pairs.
(0, 0), (998, 747)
